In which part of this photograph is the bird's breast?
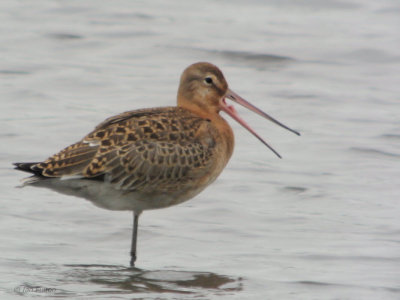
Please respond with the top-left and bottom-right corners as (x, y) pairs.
(192, 114), (235, 189)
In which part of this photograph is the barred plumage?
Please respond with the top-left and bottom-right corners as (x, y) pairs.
(32, 107), (218, 194)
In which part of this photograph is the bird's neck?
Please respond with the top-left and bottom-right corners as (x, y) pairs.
(177, 94), (219, 117)
(178, 97), (235, 163)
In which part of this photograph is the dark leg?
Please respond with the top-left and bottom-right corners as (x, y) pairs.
(130, 212), (139, 267)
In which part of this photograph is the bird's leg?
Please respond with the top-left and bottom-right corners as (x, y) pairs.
(130, 212), (139, 267)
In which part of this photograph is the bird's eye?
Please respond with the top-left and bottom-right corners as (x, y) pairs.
(204, 77), (213, 84)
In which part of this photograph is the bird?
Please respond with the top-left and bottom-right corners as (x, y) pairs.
(14, 62), (300, 267)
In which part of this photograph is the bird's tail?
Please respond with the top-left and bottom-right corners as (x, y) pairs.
(13, 162), (44, 185)
(13, 162), (42, 174)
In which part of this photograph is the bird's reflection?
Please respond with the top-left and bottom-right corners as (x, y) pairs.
(62, 264), (242, 296)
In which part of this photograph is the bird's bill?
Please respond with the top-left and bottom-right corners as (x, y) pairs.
(220, 88), (300, 158)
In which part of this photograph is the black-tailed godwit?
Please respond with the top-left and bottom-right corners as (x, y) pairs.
(14, 62), (299, 266)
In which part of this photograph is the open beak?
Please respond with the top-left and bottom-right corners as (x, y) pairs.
(220, 88), (300, 158)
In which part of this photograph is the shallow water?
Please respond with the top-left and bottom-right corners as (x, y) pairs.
(1, 0), (400, 299)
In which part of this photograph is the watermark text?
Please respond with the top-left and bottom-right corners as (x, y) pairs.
(14, 285), (57, 294)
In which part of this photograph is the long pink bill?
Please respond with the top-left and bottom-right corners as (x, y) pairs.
(220, 88), (300, 159)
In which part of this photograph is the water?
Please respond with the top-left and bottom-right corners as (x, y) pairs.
(1, 0), (399, 299)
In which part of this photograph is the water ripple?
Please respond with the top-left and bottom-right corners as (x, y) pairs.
(350, 147), (400, 158)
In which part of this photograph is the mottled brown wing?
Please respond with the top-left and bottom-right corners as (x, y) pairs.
(34, 107), (216, 191)
(37, 141), (99, 177)
(92, 139), (212, 192)
(81, 107), (216, 192)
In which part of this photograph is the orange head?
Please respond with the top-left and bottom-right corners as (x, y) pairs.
(177, 62), (228, 115)
(177, 62), (300, 158)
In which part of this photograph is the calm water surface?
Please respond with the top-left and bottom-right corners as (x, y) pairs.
(1, 0), (399, 299)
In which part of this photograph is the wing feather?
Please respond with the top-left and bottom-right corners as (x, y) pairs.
(24, 107), (217, 193)
(104, 140), (211, 192)
(37, 141), (98, 176)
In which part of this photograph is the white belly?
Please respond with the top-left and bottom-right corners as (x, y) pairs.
(29, 177), (209, 214)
